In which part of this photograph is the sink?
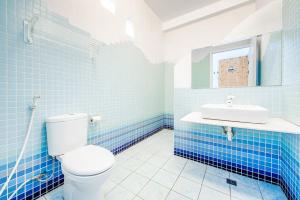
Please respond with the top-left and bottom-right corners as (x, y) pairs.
(201, 104), (269, 124)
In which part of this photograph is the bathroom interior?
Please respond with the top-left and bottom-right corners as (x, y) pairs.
(0, 0), (299, 200)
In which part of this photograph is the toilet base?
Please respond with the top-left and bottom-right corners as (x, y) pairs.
(62, 167), (112, 200)
(64, 177), (104, 200)
(64, 182), (104, 200)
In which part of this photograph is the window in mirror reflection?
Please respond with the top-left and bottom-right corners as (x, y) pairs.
(191, 30), (282, 89)
(212, 47), (252, 88)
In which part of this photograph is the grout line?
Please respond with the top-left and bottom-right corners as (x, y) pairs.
(109, 130), (171, 200)
(258, 181), (265, 200)
(134, 138), (172, 199)
(196, 164), (208, 200)
(133, 131), (180, 199)
(163, 158), (188, 199)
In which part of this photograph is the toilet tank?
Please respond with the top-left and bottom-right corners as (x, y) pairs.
(46, 113), (88, 156)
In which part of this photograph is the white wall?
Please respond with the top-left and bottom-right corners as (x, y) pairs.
(225, 0), (282, 42)
(47, 0), (164, 63)
(256, 0), (277, 9)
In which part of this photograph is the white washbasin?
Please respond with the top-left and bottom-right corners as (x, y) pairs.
(201, 104), (269, 124)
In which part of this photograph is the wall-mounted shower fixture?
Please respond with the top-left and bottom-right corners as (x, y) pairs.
(23, 16), (39, 44)
(0, 95), (48, 200)
(222, 126), (235, 141)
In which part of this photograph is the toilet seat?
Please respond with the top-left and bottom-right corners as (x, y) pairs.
(61, 145), (115, 176)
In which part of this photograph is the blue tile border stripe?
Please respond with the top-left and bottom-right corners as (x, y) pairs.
(174, 148), (280, 183)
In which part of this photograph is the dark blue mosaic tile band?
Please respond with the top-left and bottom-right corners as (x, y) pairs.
(163, 114), (174, 130)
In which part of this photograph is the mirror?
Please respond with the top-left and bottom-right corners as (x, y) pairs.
(191, 30), (282, 89)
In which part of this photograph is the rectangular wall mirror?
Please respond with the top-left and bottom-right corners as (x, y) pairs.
(191, 30), (282, 89)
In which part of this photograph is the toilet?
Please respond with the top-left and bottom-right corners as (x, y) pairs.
(46, 113), (115, 200)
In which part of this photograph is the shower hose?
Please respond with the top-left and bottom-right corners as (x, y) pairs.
(0, 96), (54, 200)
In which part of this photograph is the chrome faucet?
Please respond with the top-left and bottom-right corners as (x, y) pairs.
(226, 95), (235, 106)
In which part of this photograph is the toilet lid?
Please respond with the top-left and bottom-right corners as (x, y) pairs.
(62, 145), (115, 176)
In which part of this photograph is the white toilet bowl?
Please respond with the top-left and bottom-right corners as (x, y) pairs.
(60, 145), (115, 200)
(46, 113), (115, 200)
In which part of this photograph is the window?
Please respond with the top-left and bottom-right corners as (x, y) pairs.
(101, 0), (115, 14)
(125, 19), (135, 38)
(212, 47), (251, 88)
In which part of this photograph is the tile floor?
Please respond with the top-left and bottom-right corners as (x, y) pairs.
(39, 129), (287, 200)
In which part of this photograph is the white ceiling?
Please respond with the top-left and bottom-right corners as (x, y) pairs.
(144, 0), (222, 21)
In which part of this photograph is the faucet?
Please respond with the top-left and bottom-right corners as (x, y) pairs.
(226, 95), (235, 106)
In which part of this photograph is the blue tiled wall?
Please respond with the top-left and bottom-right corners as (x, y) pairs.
(174, 112), (282, 184)
(0, 0), (174, 199)
(174, 124), (281, 182)
(281, 134), (300, 200)
(282, 0), (300, 199)
(174, 114), (299, 200)
(174, 88), (299, 200)
(173, 87), (283, 180)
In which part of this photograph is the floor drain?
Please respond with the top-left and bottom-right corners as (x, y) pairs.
(226, 178), (237, 186)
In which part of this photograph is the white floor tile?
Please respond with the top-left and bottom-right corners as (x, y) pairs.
(102, 179), (118, 195)
(198, 185), (230, 200)
(109, 166), (133, 183)
(173, 177), (201, 200)
(143, 146), (160, 154)
(180, 161), (206, 183)
(147, 155), (169, 167)
(231, 183), (263, 200)
(133, 196), (143, 200)
(166, 191), (191, 200)
(206, 166), (229, 178)
(230, 173), (259, 189)
(120, 173), (149, 194)
(155, 148), (173, 158)
(202, 173), (230, 195)
(115, 151), (134, 164)
(162, 157), (187, 175)
(136, 162), (160, 179)
(134, 152), (154, 161)
(185, 160), (207, 171)
(121, 158), (145, 171)
(258, 181), (287, 200)
(152, 169), (179, 189)
(139, 181), (170, 200)
(106, 186), (135, 200)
